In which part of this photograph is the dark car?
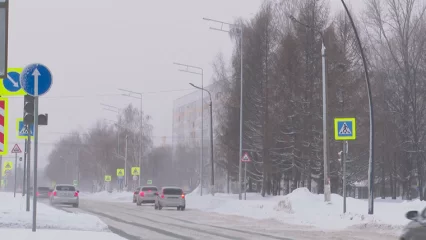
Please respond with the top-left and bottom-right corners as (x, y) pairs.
(401, 209), (426, 239)
(36, 187), (51, 198)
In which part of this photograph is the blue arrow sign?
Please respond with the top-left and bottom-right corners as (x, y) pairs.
(18, 121), (34, 138)
(20, 63), (52, 96)
(3, 71), (21, 92)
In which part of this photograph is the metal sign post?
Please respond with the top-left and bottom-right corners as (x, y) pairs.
(241, 152), (251, 200)
(26, 125), (31, 212)
(334, 118), (356, 214)
(20, 63), (53, 232)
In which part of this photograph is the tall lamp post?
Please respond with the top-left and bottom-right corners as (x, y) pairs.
(340, 0), (375, 214)
(203, 17), (244, 200)
(118, 89), (144, 187)
(173, 62), (204, 196)
(189, 83), (214, 195)
(289, 15), (331, 202)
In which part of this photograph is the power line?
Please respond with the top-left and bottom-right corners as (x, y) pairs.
(4, 88), (194, 100)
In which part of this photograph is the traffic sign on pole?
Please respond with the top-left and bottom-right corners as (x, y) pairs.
(147, 180), (152, 185)
(104, 175), (111, 182)
(0, 98), (8, 155)
(20, 63), (52, 97)
(11, 144), (21, 153)
(16, 118), (34, 139)
(0, 68), (25, 96)
(334, 118), (356, 140)
(241, 152), (251, 162)
(131, 167), (140, 176)
(117, 168), (124, 177)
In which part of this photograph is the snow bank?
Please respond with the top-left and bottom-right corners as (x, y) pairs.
(0, 229), (126, 240)
(186, 188), (423, 233)
(79, 191), (132, 203)
(0, 192), (108, 231)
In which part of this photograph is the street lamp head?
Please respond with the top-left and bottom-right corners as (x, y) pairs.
(203, 17), (212, 21)
(189, 83), (195, 88)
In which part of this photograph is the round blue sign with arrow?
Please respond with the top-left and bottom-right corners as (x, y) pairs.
(20, 63), (53, 96)
(3, 71), (21, 92)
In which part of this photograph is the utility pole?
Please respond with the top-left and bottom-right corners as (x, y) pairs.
(22, 139), (27, 196)
(189, 83), (215, 195)
(343, 141), (348, 213)
(117, 89), (144, 187)
(202, 17), (243, 199)
(173, 63), (204, 196)
(341, 0), (374, 214)
(26, 125), (31, 212)
(124, 135), (128, 188)
(13, 152), (17, 197)
(288, 15), (330, 202)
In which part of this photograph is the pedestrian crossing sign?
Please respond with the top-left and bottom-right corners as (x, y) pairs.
(116, 168), (124, 177)
(334, 118), (356, 140)
(131, 167), (140, 176)
(104, 175), (112, 182)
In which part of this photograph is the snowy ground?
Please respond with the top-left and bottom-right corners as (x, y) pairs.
(81, 187), (423, 235)
(0, 192), (125, 239)
(0, 192), (108, 231)
(0, 229), (126, 240)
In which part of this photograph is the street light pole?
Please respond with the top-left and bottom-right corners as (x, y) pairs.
(203, 17), (244, 200)
(189, 83), (214, 195)
(173, 62), (204, 196)
(289, 15), (330, 202)
(118, 89), (144, 187)
(341, 0), (375, 214)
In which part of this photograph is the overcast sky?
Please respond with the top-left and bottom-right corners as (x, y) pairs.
(4, 0), (364, 168)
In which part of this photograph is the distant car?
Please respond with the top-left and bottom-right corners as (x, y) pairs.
(36, 187), (51, 198)
(154, 187), (185, 211)
(401, 209), (426, 239)
(50, 184), (79, 208)
(136, 186), (158, 206)
(133, 187), (141, 203)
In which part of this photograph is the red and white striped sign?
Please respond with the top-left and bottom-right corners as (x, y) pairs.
(0, 99), (5, 153)
(0, 98), (7, 155)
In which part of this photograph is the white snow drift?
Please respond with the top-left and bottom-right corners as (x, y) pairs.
(0, 192), (108, 231)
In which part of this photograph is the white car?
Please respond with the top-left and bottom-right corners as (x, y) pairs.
(50, 184), (79, 208)
(136, 186), (158, 205)
(154, 187), (185, 211)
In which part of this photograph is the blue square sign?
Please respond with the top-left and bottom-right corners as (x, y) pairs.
(334, 118), (356, 140)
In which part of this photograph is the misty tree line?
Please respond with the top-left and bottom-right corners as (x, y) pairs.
(45, 0), (426, 199)
(212, 0), (426, 199)
(45, 102), (202, 190)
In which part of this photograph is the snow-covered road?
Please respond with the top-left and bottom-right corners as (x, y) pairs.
(58, 199), (398, 240)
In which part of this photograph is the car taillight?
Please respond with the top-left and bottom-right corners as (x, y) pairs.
(161, 194), (165, 199)
(36, 192), (39, 197)
(74, 191), (79, 197)
(53, 191), (57, 196)
(139, 191), (145, 197)
(181, 194), (185, 199)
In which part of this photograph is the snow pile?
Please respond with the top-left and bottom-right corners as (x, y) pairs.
(0, 192), (108, 231)
(186, 187), (423, 233)
(79, 190), (132, 202)
(0, 229), (126, 240)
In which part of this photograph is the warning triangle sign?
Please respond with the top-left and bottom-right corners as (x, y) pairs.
(339, 123), (352, 135)
(133, 169), (138, 174)
(241, 153), (251, 162)
(118, 170), (123, 175)
(11, 144), (22, 153)
(5, 163), (11, 169)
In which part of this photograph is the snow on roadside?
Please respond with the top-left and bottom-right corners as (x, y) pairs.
(0, 228), (126, 240)
(80, 187), (423, 234)
(186, 188), (423, 234)
(0, 192), (108, 231)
